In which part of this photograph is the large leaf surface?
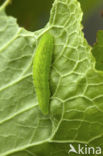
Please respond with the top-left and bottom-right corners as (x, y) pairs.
(0, 0), (103, 156)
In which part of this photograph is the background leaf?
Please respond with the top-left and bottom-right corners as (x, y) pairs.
(78, 0), (103, 20)
(92, 31), (103, 71)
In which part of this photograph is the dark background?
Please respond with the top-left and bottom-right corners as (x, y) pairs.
(0, 0), (103, 45)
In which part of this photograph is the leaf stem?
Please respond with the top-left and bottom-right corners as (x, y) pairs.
(0, 0), (11, 11)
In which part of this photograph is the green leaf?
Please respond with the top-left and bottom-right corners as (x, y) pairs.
(0, 0), (103, 156)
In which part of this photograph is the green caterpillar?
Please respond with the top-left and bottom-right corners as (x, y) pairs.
(33, 32), (54, 115)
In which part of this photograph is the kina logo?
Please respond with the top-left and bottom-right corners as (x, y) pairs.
(68, 144), (101, 155)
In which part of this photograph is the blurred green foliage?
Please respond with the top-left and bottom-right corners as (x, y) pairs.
(78, 0), (103, 21)
(6, 0), (54, 31)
